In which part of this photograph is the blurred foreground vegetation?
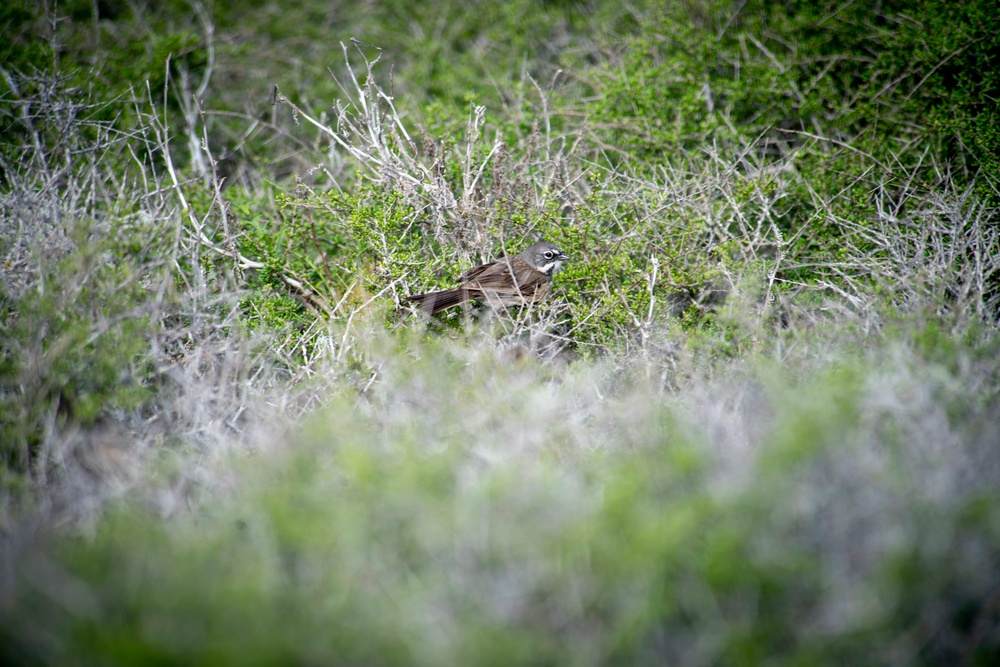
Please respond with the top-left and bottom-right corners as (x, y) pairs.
(1, 0), (999, 664)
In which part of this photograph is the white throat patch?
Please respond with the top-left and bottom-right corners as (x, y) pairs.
(537, 260), (563, 276)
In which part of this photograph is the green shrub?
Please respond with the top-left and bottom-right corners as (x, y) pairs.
(3, 332), (998, 665)
(0, 215), (156, 475)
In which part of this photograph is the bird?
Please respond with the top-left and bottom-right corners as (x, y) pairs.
(407, 240), (569, 315)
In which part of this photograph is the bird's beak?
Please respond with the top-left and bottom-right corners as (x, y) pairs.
(558, 252), (570, 261)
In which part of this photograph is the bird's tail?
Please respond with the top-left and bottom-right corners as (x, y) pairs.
(407, 287), (472, 315)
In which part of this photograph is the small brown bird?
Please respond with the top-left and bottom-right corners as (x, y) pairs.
(408, 240), (569, 315)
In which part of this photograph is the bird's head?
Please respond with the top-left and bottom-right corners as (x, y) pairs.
(525, 240), (569, 276)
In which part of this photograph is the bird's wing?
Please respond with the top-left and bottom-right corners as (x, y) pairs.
(510, 264), (548, 298)
(460, 259), (512, 286)
(459, 258), (503, 283)
(473, 260), (547, 298)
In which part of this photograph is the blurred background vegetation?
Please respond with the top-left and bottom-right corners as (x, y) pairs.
(1, 0), (999, 665)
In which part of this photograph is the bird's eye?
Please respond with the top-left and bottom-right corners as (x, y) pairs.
(544, 250), (555, 259)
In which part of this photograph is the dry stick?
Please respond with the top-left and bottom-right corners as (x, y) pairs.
(462, 106), (503, 212)
(645, 255), (659, 330)
(193, 94), (238, 274)
(765, 222), (786, 306)
(903, 39), (982, 104)
(273, 86), (428, 192)
(776, 128), (890, 172)
(461, 104), (485, 208)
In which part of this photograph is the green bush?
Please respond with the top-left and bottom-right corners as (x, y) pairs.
(3, 332), (998, 665)
(589, 0), (999, 178)
(0, 216), (156, 474)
